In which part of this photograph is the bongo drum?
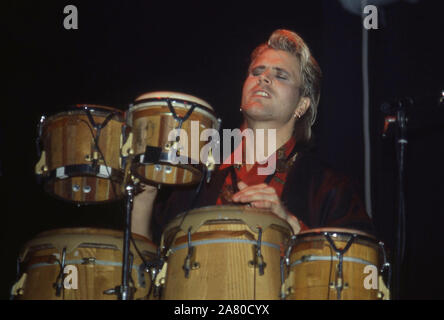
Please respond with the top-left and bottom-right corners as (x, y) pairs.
(282, 228), (389, 300)
(126, 92), (220, 186)
(159, 205), (292, 300)
(35, 105), (126, 203)
(12, 228), (157, 300)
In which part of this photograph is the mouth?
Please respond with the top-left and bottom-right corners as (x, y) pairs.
(251, 89), (271, 98)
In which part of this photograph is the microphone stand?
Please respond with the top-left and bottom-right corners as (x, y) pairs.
(382, 102), (408, 300)
(394, 107), (407, 300)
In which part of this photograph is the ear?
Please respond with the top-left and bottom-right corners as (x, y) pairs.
(295, 97), (311, 117)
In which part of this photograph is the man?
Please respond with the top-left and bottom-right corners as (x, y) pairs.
(131, 29), (373, 243)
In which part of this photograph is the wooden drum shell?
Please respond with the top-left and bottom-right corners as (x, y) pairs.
(38, 106), (125, 203)
(14, 228), (157, 300)
(128, 93), (219, 186)
(285, 228), (381, 300)
(160, 205), (292, 300)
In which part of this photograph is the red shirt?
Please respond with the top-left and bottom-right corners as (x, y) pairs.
(216, 135), (308, 231)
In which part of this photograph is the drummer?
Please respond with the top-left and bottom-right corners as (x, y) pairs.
(131, 29), (374, 243)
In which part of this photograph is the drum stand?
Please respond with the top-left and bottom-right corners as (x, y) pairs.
(103, 183), (136, 300)
(119, 183), (135, 300)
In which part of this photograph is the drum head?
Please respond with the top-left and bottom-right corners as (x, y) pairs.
(134, 91), (214, 111)
(128, 91), (217, 126)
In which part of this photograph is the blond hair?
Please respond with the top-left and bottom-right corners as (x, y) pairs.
(250, 29), (322, 142)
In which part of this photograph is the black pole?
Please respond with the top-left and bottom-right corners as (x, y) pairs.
(120, 184), (134, 300)
(393, 107), (407, 300)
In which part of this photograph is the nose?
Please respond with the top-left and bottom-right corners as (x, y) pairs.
(258, 70), (271, 85)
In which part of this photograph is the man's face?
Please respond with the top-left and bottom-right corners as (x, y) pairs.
(241, 48), (305, 125)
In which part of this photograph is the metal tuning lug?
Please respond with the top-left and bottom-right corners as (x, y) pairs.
(10, 273), (27, 298)
(35, 151), (48, 175)
(324, 233), (356, 300)
(121, 132), (133, 157)
(53, 247), (67, 297)
(205, 146), (216, 173)
(279, 257), (287, 299)
(378, 241), (392, 300)
(249, 227), (266, 275)
(182, 228), (198, 278)
(257, 253), (266, 276)
(153, 260), (168, 298)
(279, 270), (294, 300)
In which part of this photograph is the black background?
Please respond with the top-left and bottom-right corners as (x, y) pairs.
(2, 0), (444, 300)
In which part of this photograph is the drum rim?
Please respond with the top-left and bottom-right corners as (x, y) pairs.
(163, 205), (292, 237)
(170, 204), (286, 222)
(181, 204), (274, 214)
(19, 228), (157, 273)
(288, 228), (382, 271)
(20, 227), (157, 259)
(298, 227), (375, 238)
(129, 96), (217, 120)
(134, 91), (214, 111)
(42, 104), (125, 122)
(294, 227), (378, 245)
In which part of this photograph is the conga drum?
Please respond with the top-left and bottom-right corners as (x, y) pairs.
(159, 205), (293, 300)
(126, 92), (221, 186)
(282, 228), (390, 300)
(12, 228), (157, 300)
(35, 105), (126, 203)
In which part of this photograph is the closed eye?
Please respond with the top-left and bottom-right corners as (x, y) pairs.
(250, 66), (265, 76)
(276, 72), (288, 80)
(274, 68), (290, 80)
(249, 66), (291, 81)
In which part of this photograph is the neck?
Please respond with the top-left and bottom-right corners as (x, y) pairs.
(241, 119), (294, 164)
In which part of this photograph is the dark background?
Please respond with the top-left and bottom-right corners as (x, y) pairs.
(2, 0), (443, 300)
